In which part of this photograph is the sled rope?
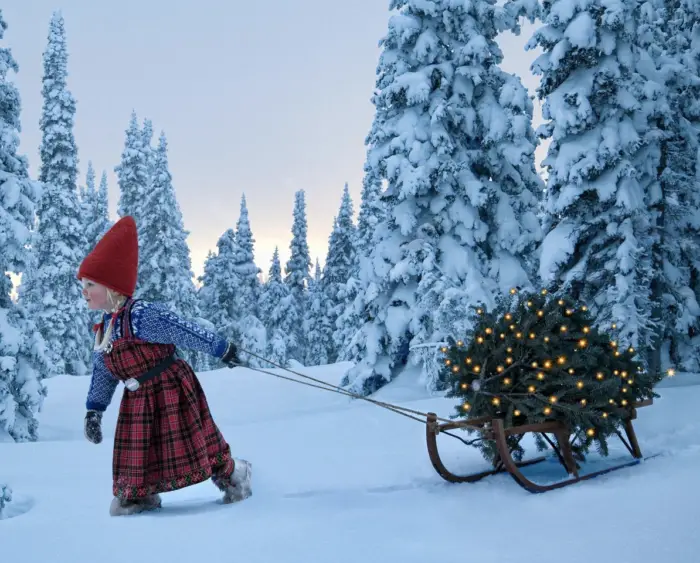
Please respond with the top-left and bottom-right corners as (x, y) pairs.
(235, 348), (457, 426)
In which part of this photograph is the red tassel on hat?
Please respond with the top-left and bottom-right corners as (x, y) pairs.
(78, 216), (139, 297)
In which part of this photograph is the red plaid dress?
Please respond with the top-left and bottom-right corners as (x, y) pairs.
(104, 300), (234, 500)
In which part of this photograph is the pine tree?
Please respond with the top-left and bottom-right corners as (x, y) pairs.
(533, 0), (668, 360)
(141, 118), (155, 181)
(304, 259), (332, 366)
(321, 183), (356, 363)
(0, 9), (51, 441)
(335, 163), (385, 361)
(136, 132), (203, 365)
(284, 190), (311, 362)
(651, 0), (700, 373)
(81, 161), (113, 254)
(342, 0), (543, 395)
(260, 248), (297, 366)
(21, 10), (90, 376)
(115, 111), (149, 229)
(0, 482), (11, 518)
(231, 195), (266, 366)
(199, 229), (240, 343)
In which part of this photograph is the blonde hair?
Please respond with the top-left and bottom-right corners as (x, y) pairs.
(93, 289), (127, 352)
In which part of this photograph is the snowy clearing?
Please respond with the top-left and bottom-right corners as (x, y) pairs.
(2, 363), (699, 563)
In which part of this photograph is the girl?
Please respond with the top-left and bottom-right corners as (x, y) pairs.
(78, 216), (251, 516)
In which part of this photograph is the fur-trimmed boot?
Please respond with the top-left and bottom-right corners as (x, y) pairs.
(109, 493), (162, 516)
(214, 458), (252, 504)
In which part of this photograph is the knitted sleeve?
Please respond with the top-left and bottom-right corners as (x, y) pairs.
(86, 350), (120, 412)
(129, 300), (228, 357)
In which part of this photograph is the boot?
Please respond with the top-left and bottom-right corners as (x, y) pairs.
(219, 458), (252, 504)
(109, 493), (162, 516)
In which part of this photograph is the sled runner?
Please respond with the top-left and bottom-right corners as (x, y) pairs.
(425, 399), (655, 493)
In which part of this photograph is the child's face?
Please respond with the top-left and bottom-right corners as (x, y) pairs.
(81, 279), (109, 310)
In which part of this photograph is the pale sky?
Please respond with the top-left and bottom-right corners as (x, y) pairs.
(4, 1), (540, 281)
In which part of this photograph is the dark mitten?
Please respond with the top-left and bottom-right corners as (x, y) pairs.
(221, 342), (242, 367)
(84, 410), (103, 444)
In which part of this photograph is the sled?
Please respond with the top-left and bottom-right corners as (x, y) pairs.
(425, 399), (655, 493)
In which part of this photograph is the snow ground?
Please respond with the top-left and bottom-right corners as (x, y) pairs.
(1, 363), (699, 563)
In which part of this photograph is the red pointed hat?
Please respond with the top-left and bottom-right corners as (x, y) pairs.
(77, 216), (139, 296)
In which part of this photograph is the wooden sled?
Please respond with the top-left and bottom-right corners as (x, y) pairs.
(426, 399), (655, 493)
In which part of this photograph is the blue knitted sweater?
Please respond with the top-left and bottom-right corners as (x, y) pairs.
(86, 299), (228, 412)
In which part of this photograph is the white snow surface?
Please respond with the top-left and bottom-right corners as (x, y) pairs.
(2, 362), (699, 562)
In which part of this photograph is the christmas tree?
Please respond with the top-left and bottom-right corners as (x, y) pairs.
(442, 289), (663, 463)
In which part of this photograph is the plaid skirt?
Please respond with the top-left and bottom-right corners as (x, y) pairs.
(105, 337), (234, 500)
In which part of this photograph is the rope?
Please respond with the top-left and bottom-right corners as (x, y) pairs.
(235, 348), (457, 426)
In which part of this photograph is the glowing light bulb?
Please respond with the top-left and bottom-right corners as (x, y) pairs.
(537, 373), (545, 380)
(462, 402), (471, 411)
(537, 310), (544, 317)
(503, 378), (512, 386)
(485, 328), (493, 335)
(580, 399), (587, 406)
(506, 357), (513, 364)
(578, 339), (587, 348)
(560, 326), (567, 332)
(529, 333), (536, 339)
(514, 409), (522, 416)
(543, 407), (552, 415)
(465, 358), (472, 364)
(497, 366), (504, 373)
(583, 327), (590, 333)
(549, 396), (557, 403)
(492, 397), (501, 406)
(452, 366), (459, 373)
(528, 385), (536, 393)
(531, 362), (538, 368)
(576, 381), (584, 389)
(558, 299), (565, 306)
(544, 360), (552, 369)
(596, 372), (604, 380)
(473, 365), (481, 373)
(667, 368), (676, 376)
(586, 428), (595, 437)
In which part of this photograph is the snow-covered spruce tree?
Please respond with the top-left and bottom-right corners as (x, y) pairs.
(0, 482), (11, 518)
(650, 0), (700, 373)
(321, 183), (356, 363)
(78, 159), (95, 242)
(21, 11), (90, 376)
(91, 171), (113, 244)
(284, 190), (312, 363)
(199, 229), (241, 344)
(136, 132), (205, 368)
(532, 0), (668, 362)
(260, 247), (297, 366)
(342, 0), (543, 395)
(81, 162), (113, 255)
(304, 259), (333, 366)
(115, 111), (149, 230)
(231, 195), (266, 367)
(0, 8), (51, 441)
(141, 118), (155, 181)
(336, 162), (385, 363)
